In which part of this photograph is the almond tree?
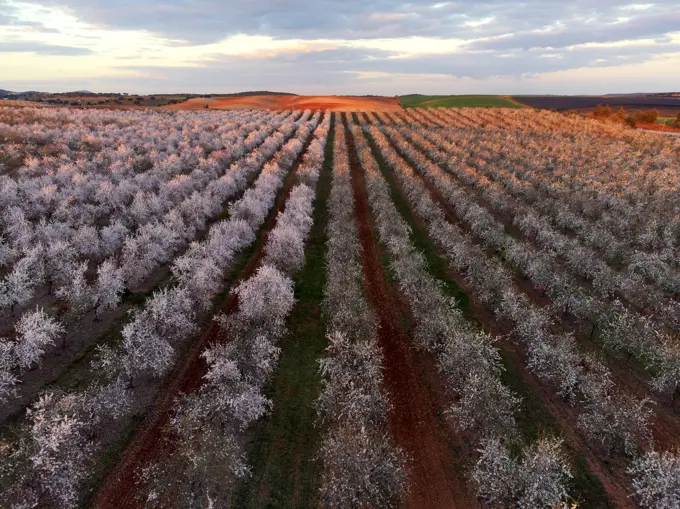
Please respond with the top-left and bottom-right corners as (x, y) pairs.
(216, 264), (294, 384)
(3, 206), (33, 252)
(97, 287), (196, 384)
(4, 246), (45, 312)
(94, 258), (125, 317)
(13, 308), (65, 369)
(46, 240), (78, 294)
(0, 233), (17, 267)
(9, 392), (90, 508)
(99, 219), (129, 255)
(518, 438), (573, 508)
(141, 343), (262, 508)
(71, 225), (100, 258)
(0, 281), (11, 313)
(171, 244), (223, 308)
(320, 422), (407, 509)
(1, 380), (131, 508)
(0, 341), (18, 401)
(474, 437), (571, 508)
(448, 372), (520, 439)
(579, 391), (654, 455)
(317, 332), (389, 427)
(54, 261), (94, 317)
(651, 339), (680, 397)
(629, 450), (680, 509)
(473, 437), (519, 505)
(263, 181), (316, 276)
(228, 264), (294, 335)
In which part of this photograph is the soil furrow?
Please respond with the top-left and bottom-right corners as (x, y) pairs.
(342, 114), (476, 509)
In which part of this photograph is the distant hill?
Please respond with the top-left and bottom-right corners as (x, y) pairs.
(216, 91), (298, 97)
(0, 89), (14, 95)
(603, 92), (680, 97)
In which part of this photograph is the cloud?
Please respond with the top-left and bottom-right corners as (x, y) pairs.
(0, 1), (585, 43)
(0, 41), (92, 55)
(110, 40), (680, 90)
(16, 0), (680, 45)
(2, 0), (680, 94)
(468, 10), (680, 51)
(0, 1), (60, 33)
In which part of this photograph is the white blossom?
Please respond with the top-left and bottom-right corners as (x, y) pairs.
(13, 308), (65, 369)
(629, 450), (680, 509)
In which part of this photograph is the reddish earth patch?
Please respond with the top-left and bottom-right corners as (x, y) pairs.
(636, 122), (680, 133)
(93, 122), (319, 509)
(343, 116), (477, 509)
(166, 95), (403, 111)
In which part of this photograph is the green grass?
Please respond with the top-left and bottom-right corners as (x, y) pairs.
(399, 94), (523, 109)
(233, 115), (335, 509)
(656, 117), (679, 125)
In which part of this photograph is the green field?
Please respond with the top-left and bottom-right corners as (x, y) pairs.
(399, 94), (524, 109)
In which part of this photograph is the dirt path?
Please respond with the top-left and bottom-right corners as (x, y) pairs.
(343, 116), (477, 509)
(638, 128), (680, 136)
(93, 121), (320, 509)
(502, 96), (532, 109)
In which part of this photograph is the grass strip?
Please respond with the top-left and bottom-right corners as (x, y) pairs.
(233, 115), (335, 509)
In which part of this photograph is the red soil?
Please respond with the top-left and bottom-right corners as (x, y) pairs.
(636, 122), (680, 133)
(343, 116), (477, 509)
(165, 95), (403, 112)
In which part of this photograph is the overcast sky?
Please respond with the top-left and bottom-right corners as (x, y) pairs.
(1, 0), (679, 94)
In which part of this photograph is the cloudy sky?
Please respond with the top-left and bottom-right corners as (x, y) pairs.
(1, 0), (680, 94)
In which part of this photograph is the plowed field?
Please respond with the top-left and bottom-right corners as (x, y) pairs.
(165, 95), (402, 111)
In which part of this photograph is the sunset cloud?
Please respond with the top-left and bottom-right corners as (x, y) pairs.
(1, 0), (678, 93)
